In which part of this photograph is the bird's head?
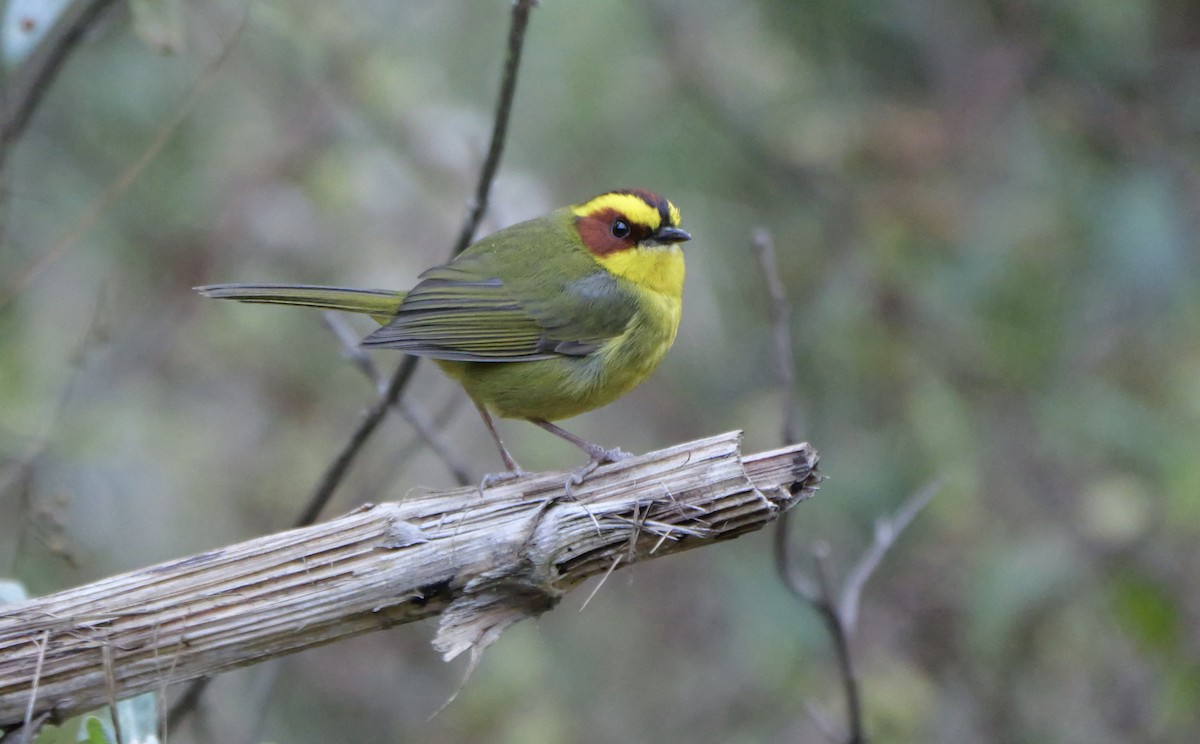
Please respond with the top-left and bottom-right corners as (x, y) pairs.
(571, 189), (691, 258)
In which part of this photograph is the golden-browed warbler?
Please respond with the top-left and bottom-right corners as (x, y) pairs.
(196, 189), (691, 479)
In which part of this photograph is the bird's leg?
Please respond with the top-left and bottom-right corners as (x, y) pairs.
(472, 400), (526, 489)
(529, 418), (631, 463)
(529, 418), (632, 488)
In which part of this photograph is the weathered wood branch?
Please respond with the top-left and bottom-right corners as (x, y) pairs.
(0, 431), (819, 726)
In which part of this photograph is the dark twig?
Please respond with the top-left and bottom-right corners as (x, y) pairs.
(0, 9), (243, 313)
(293, 355), (419, 529)
(755, 225), (863, 740)
(810, 544), (864, 744)
(752, 228), (803, 443)
(0, 0), (118, 171)
(755, 228), (939, 742)
(2, 294), (107, 573)
(839, 478), (942, 632)
(450, 0), (536, 257)
(322, 312), (384, 388)
(753, 222), (817, 609)
(2, 711), (48, 744)
(772, 510), (816, 601)
(776, 482), (942, 743)
(322, 313), (470, 486)
(368, 392), (465, 501)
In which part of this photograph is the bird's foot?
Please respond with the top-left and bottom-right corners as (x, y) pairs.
(563, 447), (633, 497)
(478, 467), (528, 496)
(525, 419), (636, 496)
(581, 443), (632, 466)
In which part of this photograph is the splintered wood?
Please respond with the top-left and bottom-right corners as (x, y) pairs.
(0, 431), (819, 726)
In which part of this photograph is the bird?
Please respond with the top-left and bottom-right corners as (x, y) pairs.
(196, 188), (691, 481)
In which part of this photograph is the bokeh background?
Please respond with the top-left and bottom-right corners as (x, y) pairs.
(3, 0), (1200, 741)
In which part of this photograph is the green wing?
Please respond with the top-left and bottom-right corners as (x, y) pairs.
(361, 219), (638, 362)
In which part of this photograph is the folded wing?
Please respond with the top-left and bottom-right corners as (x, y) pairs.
(361, 250), (637, 363)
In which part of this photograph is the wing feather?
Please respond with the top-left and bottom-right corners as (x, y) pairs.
(361, 219), (638, 362)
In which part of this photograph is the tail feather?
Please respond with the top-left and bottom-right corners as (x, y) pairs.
(195, 283), (405, 322)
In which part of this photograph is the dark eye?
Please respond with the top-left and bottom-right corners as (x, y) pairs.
(610, 219), (631, 239)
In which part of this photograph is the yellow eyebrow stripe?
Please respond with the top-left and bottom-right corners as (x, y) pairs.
(571, 192), (682, 229)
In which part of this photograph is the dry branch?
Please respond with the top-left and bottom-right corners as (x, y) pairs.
(0, 431), (819, 726)
(0, 0), (118, 164)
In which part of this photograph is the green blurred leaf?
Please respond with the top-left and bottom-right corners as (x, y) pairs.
(1110, 571), (1181, 655)
(82, 717), (114, 744)
(1164, 663), (1200, 731)
(23, 695), (161, 744)
(27, 719), (83, 744)
(84, 693), (161, 744)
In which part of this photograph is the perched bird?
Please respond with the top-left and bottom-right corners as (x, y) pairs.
(196, 189), (691, 480)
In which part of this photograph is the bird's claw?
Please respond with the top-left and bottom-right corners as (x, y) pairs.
(562, 447), (634, 497)
(478, 468), (527, 496)
(585, 445), (632, 465)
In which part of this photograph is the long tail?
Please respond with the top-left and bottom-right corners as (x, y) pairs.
(195, 283), (405, 323)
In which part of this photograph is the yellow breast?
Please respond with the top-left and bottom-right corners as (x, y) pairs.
(593, 246), (684, 398)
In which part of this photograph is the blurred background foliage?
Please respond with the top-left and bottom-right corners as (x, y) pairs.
(2, 0), (1199, 741)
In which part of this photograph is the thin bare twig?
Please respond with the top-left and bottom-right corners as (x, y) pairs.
(839, 478), (942, 632)
(368, 392), (465, 500)
(777, 483), (941, 744)
(292, 355), (419, 529)
(391, 399), (470, 486)
(754, 224), (820, 601)
(752, 228), (803, 443)
(811, 544), (865, 744)
(101, 643), (125, 744)
(756, 227), (939, 743)
(450, 0), (536, 258)
(773, 510), (816, 601)
(323, 313), (470, 486)
(322, 312), (383, 388)
(2, 712), (48, 744)
(754, 224), (864, 740)
(0, 0), (118, 169)
(754, 225), (821, 611)
(2, 293), (107, 573)
(20, 632), (48, 736)
(0, 9), (244, 312)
